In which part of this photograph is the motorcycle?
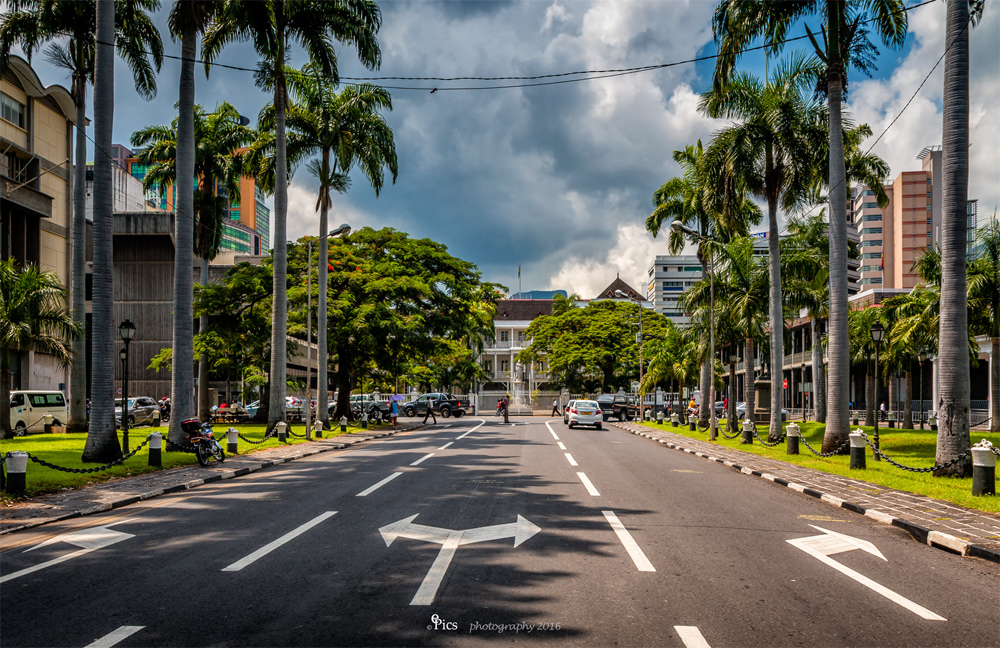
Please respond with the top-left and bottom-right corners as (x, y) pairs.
(181, 418), (225, 466)
(158, 404), (171, 423)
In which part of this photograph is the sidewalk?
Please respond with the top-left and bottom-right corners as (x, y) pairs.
(0, 424), (421, 535)
(613, 421), (1000, 564)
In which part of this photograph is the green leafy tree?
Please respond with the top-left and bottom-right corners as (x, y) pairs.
(711, 0), (908, 466)
(0, 261), (81, 438)
(968, 218), (1000, 432)
(700, 53), (825, 442)
(203, 0), (384, 433)
(1, 0), (163, 433)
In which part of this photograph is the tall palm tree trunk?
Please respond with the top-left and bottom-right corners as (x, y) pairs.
(699, 258), (710, 427)
(318, 196), (330, 428)
(766, 195), (783, 441)
(887, 371), (897, 424)
(823, 0), (850, 453)
(936, 0), (972, 476)
(727, 360), (736, 432)
(82, 0), (120, 462)
(68, 75), (88, 431)
(865, 368), (875, 426)
(198, 256), (210, 420)
(992, 335), (999, 432)
(903, 370), (913, 429)
(812, 317), (826, 423)
(165, 24), (197, 447)
(744, 338), (755, 432)
(267, 66), (289, 433)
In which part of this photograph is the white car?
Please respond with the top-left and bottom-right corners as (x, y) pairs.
(9, 390), (67, 435)
(567, 399), (603, 429)
(562, 400), (577, 425)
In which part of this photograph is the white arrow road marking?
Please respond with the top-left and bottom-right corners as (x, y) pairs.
(787, 525), (945, 621)
(557, 442), (567, 450)
(674, 626), (712, 648)
(410, 453), (435, 466)
(564, 453), (578, 466)
(455, 419), (486, 440)
(545, 421), (560, 440)
(222, 511), (336, 572)
(577, 472), (600, 496)
(379, 514), (541, 605)
(85, 626), (145, 648)
(438, 442), (454, 450)
(2, 521), (136, 584)
(356, 472), (402, 496)
(602, 511), (655, 572)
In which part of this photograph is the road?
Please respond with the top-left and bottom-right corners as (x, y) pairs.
(2, 417), (998, 647)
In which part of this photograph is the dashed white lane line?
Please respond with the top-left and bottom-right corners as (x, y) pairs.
(85, 626), (145, 648)
(356, 472), (403, 497)
(455, 419), (486, 440)
(564, 453), (578, 467)
(674, 626), (712, 648)
(557, 442), (567, 450)
(577, 472), (600, 496)
(438, 442), (454, 450)
(410, 453), (435, 466)
(550, 430), (560, 440)
(602, 511), (655, 572)
(222, 511), (337, 571)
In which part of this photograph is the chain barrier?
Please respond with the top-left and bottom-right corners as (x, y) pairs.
(23, 434), (154, 474)
(718, 424), (742, 439)
(286, 427), (307, 438)
(751, 426), (786, 448)
(977, 439), (1000, 457)
(12, 412), (58, 435)
(860, 431), (972, 473)
(800, 434), (851, 458)
(164, 437), (199, 453)
(236, 426), (279, 445)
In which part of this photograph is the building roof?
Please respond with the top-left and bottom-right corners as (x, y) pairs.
(3, 55), (81, 125)
(495, 299), (554, 321)
(594, 274), (643, 300)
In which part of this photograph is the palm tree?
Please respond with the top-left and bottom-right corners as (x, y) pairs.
(283, 67), (397, 426)
(202, 0), (383, 433)
(701, 54), (823, 441)
(711, 0), (907, 457)
(82, 0), (116, 462)
(646, 141), (760, 428)
(848, 304), (884, 426)
(1, 0), (163, 433)
(968, 218), (999, 432)
(131, 103), (255, 436)
(0, 261), (81, 438)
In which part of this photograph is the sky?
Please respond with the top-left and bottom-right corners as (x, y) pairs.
(12, 0), (1000, 298)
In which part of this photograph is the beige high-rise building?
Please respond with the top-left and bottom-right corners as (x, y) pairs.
(1, 55), (79, 390)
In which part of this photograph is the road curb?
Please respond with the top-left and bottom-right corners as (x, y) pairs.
(1, 427), (412, 536)
(615, 423), (1000, 564)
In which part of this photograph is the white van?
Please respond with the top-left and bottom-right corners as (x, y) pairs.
(9, 390), (68, 435)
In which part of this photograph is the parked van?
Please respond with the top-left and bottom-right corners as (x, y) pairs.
(9, 390), (68, 436)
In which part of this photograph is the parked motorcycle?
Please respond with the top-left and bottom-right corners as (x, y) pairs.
(181, 418), (225, 466)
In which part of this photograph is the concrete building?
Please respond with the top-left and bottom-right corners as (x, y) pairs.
(85, 162), (156, 219)
(1, 55), (78, 391)
(646, 255), (701, 323)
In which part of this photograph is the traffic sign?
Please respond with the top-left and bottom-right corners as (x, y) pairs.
(631, 381), (640, 393)
(783, 378), (788, 389)
(117, 387), (123, 395)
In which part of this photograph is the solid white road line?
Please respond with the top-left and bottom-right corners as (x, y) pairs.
(411, 453), (435, 466)
(602, 511), (655, 572)
(544, 420), (561, 440)
(455, 419), (486, 440)
(411, 530), (464, 605)
(356, 472), (403, 497)
(564, 453), (578, 467)
(674, 626), (712, 648)
(85, 626), (145, 648)
(438, 442), (454, 450)
(557, 442), (567, 450)
(222, 511), (337, 572)
(577, 472), (600, 496)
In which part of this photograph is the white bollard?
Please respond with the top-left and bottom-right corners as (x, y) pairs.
(785, 422), (800, 455)
(741, 419), (754, 444)
(148, 432), (162, 466)
(972, 440), (996, 496)
(227, 427), (239, 454)
(340, 416), (348, 433)
(42, 413), (54, 434)
(850, 430), (866, 470)
(276, 421), (287, 443)
(313, 419), (324, 439)
(4, 451), (29, 493)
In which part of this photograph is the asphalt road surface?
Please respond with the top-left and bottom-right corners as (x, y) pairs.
(2, 417), (998, 647)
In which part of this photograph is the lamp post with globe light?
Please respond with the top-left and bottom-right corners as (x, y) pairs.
(119, 319), (136, 452)
(918, 349), (927, 430)
(870, 321), (885, 460)
(670, 220), (717, 441)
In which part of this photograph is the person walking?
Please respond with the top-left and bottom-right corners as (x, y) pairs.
(880, 401), (886, 421)
(423, 400), (437, 425)
(390, 397), (399, 430)
(551, 398), (560, 416)
(502, 396), (510, 424)
(495, 399), (503, 417)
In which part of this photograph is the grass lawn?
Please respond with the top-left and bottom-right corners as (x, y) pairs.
(0, 420), (386, 503)
(639, 419), (1000, 515)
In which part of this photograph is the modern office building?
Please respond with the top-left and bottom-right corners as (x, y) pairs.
(646, 255), (701, 323)
(1, 55), (78, 391)
(124, 146), (271, 254)
(84, 161), (157, 219)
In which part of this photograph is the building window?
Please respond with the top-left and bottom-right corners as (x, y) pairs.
(862, 202), (878, 209)
(859, 240), (883, 247)
(1, 92), (26, 129)
(860, 252), (883, 260)
(860, 214), (882, 222)
(517, 331), (526, 342)
(1, 150), (28, 183)
(500, 360), (509, 372)
(500, 330), (509, 342)
(861, 227), (883, 235)
(683, 266), (701, 272)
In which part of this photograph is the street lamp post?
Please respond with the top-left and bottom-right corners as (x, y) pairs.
(870, 321), (884, 461)
(306, 223), (351, 437)
(801, 361), (808, 422)
(670, 220), (716, 441)
(728, 353), (739, 433)
(119, 319), (135, 453)
(614, 289), (644, 422)
(918, 349), (927, 430)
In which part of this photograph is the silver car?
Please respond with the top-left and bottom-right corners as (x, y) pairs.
(115, 396), (158, 426)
